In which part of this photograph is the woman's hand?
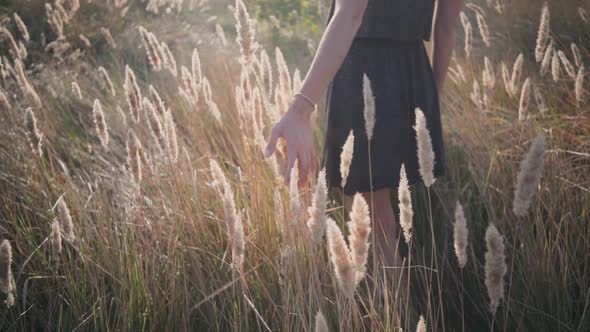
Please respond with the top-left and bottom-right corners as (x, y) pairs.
(263, 96), (318, 188)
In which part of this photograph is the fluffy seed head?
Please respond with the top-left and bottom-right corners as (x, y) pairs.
(551, 50), (560, 82)
(571, 43), (582, 68)
(485, 224), (506, 314)
(348, 193), (371, 285)
(50, 219), (62, 257)
(416, 315), (427, 332)
(510, 54), (524, 95)
(463, 20), (473, 58)
(315, 310), (329, 332)
(513, 135), (546, 217)
(326, 218), (355, 298)
(557, 50), (576, 79)
(540, 39), (554, 76)
(518, 78), (532, 121)
(92, 99), (109, 148)
(340, 130), (355, 188)
(453, 202), (468, 269)
(71, 81), (82, 100)
(475, 11), (491, 47)
(414, 108), (436, 187)
(125, 65), (142, 123)
(24, 108), (43, 157)
(13, 13), (29, 42)
(289, 160), (301, 224)
(398, 164), (413, 244)
(234, 0), (258, 67)
(58, 198), (75, 242)
(535, 3), (550, 62)
(482, 56), (496, 89)
(307, 168), (328, 242)
(363, 74), (376, 141)
(501, 61), (512, 95)
(126, 129), (142, 183)
(0, 240), (13, 294)
(144, 98), (168, 155)
(97, 66), (116, 97)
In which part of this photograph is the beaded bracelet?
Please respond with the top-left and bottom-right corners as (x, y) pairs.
(295, 92), (316, 108)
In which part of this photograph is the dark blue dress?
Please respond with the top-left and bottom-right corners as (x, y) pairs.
(321, 0), (445, 195)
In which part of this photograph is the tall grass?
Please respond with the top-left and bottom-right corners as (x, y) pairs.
(0, 0), (588, 331)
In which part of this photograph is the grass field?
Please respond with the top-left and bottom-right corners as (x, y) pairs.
(0, 0), (589, 331)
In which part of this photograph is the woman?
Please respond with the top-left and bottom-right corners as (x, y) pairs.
(264, 0), (462, 267)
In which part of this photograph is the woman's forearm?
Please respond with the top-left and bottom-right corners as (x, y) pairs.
(432, 0), (462, 93)
(298, 0), (368, 108)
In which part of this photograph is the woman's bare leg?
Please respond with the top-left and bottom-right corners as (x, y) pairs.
(361, 188), (403, 269)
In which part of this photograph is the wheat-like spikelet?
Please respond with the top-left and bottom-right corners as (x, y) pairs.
(100, 27), (117, 48)
(208, 101), (222, 124)
(289, 160), (301, 224)
(534, 3), (550, 62)
(147, 30), (164, 72)
(0, 239), (14, 307)
(416, 315), (426, 332)
(315, 310), (329, 332)
(571, 43), (581, 68)
(45, 4), (64, 37)
(126, 129), (143, 183)
(557, 50), (576, 79)
(453, 202), (468, 269)
(540, 39), (554, 77)
(0, 239), (13, 293)
(24, 108), (43, 157)
(191, 48), (202, 87)
(79, 34), (91, 48)
(484, 224), (506, 314)
(274, 189), (286, 234)
(580, 7), (589, 23)
(258, 49), (273, 94)
(551, 49), (560, 82)
(209, 159), (244, 267)
(326, 218), (355, 298)
(58, 198), (75, 242)
(50, 219), (62, 257)
(275, 47), (292, 100)
(482, 56), (496, 89)
(470, 79), (483, 111)
(149, 85), (166, 116)
(14, 60), (42, 108)
(164, 110), (179, 162)
(71, 81), (82, 100)
(92, 99), (109, 148)
(475, 11), (491, 47)
(575, 65), (585, 104)
(340, 130), (355, 188)
(125, 65), (142, 123)
(0, 89), (9, 111)
(234, 0), (258, 67)
(348, 193), (371, 285)
(513, 135), (546, 217)
(143, 98), (168, 155)
(1, 27), (21, 60)
(307, 168), (328, 242)
(98, 66), (116, 97)
(398, 164), (413, 244)
(518, 78), (532, 121)
(510, 53), (524, 95)
(180, 66), (199, 105)
(160, 42), (177, 76)
(501, 61), (512, 96)
(414, 108), (436, 187)
(363, 74), (376, 141)
(232, 212), (245, 273)
(463, 20), (473, 58)
(215, 23), (228, 45)
(13, 13), (29, 42)
(69, 0), (80, 16)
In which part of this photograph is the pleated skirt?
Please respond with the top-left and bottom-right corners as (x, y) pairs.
(321, 38), (445, 195)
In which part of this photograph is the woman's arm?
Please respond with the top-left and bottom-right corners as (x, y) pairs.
(432, 0), (463, 93)
(264, 0), (368, 187)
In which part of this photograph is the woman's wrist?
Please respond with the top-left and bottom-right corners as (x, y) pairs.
(292, 93), (315, 117)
